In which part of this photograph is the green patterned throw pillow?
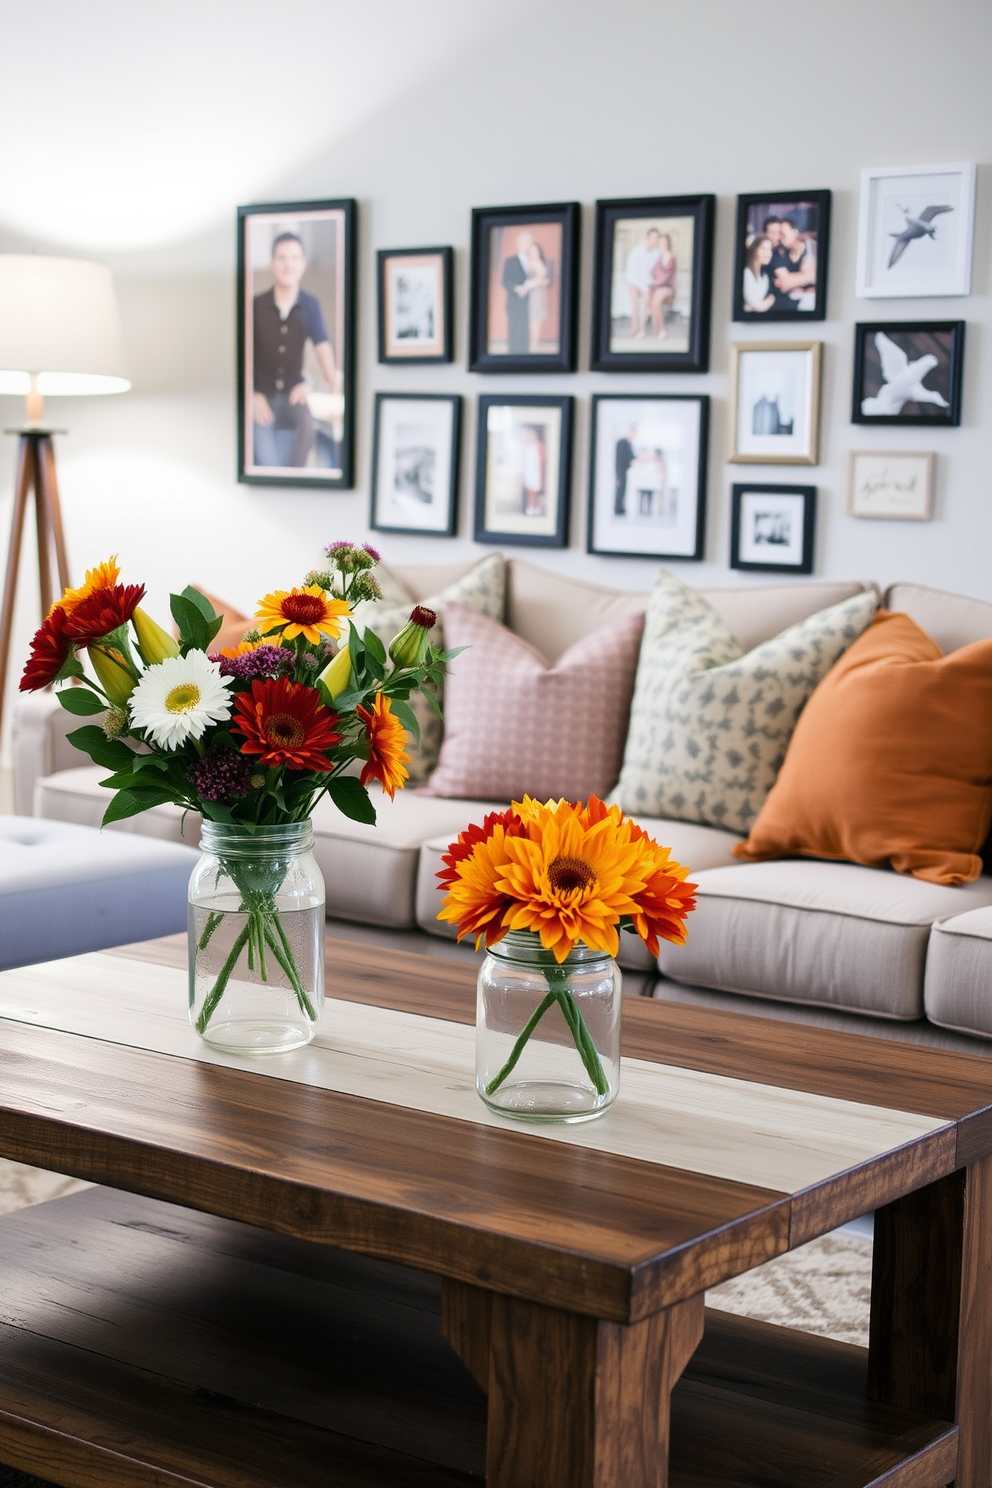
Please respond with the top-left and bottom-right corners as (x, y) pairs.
(352, 553), (506, 785)
(613, 571), (877, 833)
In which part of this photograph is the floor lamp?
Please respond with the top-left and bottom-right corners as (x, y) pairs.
(0, 255), (130, 733)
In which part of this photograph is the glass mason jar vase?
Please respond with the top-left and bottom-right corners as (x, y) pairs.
(476, 931), (621, 1123)
(188, 820), (324, 1055)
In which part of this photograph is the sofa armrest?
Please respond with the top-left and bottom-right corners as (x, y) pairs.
(11, 691), (82, 816)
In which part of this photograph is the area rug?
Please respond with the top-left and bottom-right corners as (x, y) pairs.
(0, 1161), (873, 1488)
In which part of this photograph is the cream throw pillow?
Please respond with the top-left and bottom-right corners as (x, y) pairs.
(613, 571), (878, 833)
(352, 553), (506, 785)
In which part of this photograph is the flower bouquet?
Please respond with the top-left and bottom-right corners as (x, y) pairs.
(438, 796), (696, 1120)
(20, 543), (453, 1051)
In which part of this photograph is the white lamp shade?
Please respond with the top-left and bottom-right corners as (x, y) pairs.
(0, 254), (129, 396)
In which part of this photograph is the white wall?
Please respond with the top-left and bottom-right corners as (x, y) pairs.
(0, 0), (990, 744)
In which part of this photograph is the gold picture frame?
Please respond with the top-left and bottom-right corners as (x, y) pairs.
(728, 340), (822, 465)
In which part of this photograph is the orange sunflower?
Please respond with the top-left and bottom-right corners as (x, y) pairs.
(356, 693), (410, 800)
(53, 556), (121, 617)
(255, 585), (350, 645)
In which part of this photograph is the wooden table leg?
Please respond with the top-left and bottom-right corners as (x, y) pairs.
(443, 1280), (703, 1488)
(954, 1156), (992, 1488)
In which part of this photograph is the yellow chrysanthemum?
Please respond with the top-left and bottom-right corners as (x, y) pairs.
(218, 636), (281, 660)
(437, 819), (524, 949)
(255, 585), (351, 645)
(53, 555), (121, 617)
(497, 800), (649, 961)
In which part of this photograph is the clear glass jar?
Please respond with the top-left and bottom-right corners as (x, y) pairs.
(476, 931), (621, 1123)
(188, 820), (324, 1054)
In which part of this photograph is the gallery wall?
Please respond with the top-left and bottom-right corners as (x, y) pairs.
(0, 0), (989, 742)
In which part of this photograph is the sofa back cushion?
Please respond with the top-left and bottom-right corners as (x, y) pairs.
(421, 602), (645, 803)
(736, 610), (992, 886)
(613, 570), (878, 834)
(883, 583), (992, 654)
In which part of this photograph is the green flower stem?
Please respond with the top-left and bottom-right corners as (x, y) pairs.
(485, 956), (610, 1099)
(195, 898), (317, 1035)
(263, 922), (318, 1021)
(198, 911), (223, 951)
(195, 922), (251, 1034)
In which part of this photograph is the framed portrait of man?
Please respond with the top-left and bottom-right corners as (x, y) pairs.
(237, 198), (356, 488)
(732, 190), (831, 322)
(468, 203), (580, 374)
(591, 195), (715, 372)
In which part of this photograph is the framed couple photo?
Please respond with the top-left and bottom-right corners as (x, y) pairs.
(587, 394), (709, 561)
(474, 395), (573, 547)
(370, 393), (461, 537)
(733, 190), (831, 322)
(469, 202), (580, 374)
(237, 198), (356, 488)
(591, 194), (715, 373)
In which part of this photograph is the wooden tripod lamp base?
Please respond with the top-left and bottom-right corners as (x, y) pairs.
(0, 428), (71, 735)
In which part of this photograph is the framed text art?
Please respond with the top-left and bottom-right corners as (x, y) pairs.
(587, 393), (708, 561)
(473, 394), (573, 548)
(468, 202), (580, 374)
(370, 393), (461, 537)
(237, 198), (356, 488)
(591, 194), (715, 372)
(848, 451), (934, 520)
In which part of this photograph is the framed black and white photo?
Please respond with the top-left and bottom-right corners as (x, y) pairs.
(237, 198), (356, 487)
(587, 394), (708, 561)
(468, 202), (579, 373)
(857, 163), (976, 299)
(370, 394), (461, 536)
(474, 395), (572, 548)
(852, 321), (964, 427)
(730, 484), (816, 574)
(733, 190), (830, 322)
(377, 247), (452, 364)
(849, 451), (934, 521)
(591, 194), (714, 372)
(728, 342), (822, 464)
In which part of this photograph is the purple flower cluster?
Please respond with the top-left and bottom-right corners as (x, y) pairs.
(209, 645), (288, 680)
(188, 746), (252, 803)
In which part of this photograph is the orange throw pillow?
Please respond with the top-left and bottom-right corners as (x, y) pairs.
(734, 610), (992, 886)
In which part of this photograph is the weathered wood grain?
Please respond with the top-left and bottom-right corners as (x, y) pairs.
(954, 1154), (992, 1488)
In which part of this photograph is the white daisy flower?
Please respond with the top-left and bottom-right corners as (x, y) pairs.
(129, 651), (234, 750)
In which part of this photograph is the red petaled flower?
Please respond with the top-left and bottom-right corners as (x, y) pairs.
(63, 583), (146, 643)
(231, 676), (342, 771)
(19, 606), (74, 691)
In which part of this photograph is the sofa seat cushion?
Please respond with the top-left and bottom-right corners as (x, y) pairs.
(312, 787), (507, 929)
(656, 860), (992, 1020)
(416, 816), (745, 972)
(924, 908), (992, 1039)
(0, 814), (198, 970)
(36, 766), (198, 843)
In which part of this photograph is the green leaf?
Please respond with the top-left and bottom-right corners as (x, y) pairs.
(57, 687), (106, 716)
(179, 586), (218, 622)
(422, 688), (444, 719)
(327, 776), (377, 825)
(101, 786), (176, 826)
(66, 725), (136, 771)
(363, 627), (387, 665)
(53, 652), (85, 685)
(389, 697), (421, 743)
(170, 593), (212, 652)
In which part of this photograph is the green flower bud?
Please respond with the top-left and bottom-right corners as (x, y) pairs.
(90, 644), (139, 707)
(388, 606), (436, 669)
(132, 606), (180, 665)
(317, 645), (352, 699)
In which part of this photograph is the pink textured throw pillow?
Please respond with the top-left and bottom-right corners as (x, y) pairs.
(421, 602), (645, 802)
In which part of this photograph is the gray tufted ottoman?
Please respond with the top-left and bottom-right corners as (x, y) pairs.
(0, 816), (198, 971)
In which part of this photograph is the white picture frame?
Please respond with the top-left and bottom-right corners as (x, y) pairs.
(856, 163), (976, 299)
(848, 450), (934, 521)
(728, 341), (822, 465)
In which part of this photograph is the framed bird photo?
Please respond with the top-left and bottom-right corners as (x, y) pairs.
(852, 322), (964, 427)
(856, 163), (976, 298)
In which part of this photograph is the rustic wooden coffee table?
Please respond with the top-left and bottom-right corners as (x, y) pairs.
(0, 933), (989, 1488)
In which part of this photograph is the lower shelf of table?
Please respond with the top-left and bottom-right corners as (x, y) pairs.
(0, 1187), (956, 1488)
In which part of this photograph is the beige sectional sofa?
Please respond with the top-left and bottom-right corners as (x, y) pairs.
(13, 559), (992, 1041)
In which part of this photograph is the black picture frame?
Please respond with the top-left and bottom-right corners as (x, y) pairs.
(369, 393), (461, 537)
(590, 194), (715, 372)
(376, 246), (453, 364)
(474, 394), (573, 548)
(237, 197), (356, 488)
(587, 393), (709, 561)
(730, 483), (816, 574)
(732, 189), (831, 323)
(468, 202), (580, 373)
(852, 320), (965, 427)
